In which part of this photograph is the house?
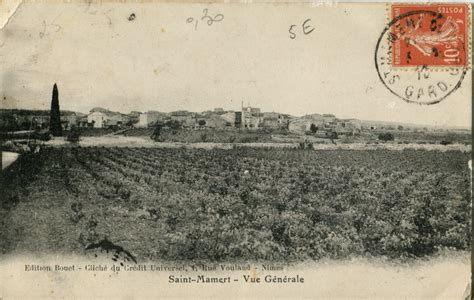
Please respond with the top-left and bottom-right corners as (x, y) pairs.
(263, 116), (279, 128)
(137, 111), (168, 128)
(77, 116), (90, 128)
(278, 114), (292, 129)
(234, 112), (242, 128)
(241, 105), (263, 129)
(87, 107), (125, 128)
(125, 111), (141, 126)
(262, 112), (291, 129)
(170, 111), (196, 127)
(322, 114), (336, 122)
(87, 111), (106, 128)
(204, 115), (230, 128)
(289, 114), (363, 135)
(61, 113), (80, 130)
(288, 118), (312, 133)
(201, 110), (214, 117)
(219, 112), (236, 125)
(341, 119), (362, 132)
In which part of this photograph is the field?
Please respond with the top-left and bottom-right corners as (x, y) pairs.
(119, 127), (472, 145)
(122, 128), (278, 143)
(0, 147), (471, 263)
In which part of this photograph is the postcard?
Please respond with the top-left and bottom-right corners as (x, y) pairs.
(0, 1), (471, 299)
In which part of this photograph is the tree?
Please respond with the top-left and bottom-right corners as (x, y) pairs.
(298, 141), (313, 150)
(50, 83), (62, 136)
(126, 119), (139, 127)
(5, 115), (18, 132)
(198, 120), (206, 126)
(328, 131), (338, 145)
(66, 125), (81, 144)
(20, 121), (32, 130)
(440, 140), (452, 146)
(327, 131), (338, 139)
(165, 120), (181, 130)
(310, 123), (318, 134)
(151, 124), (162, 141)
(378, 132), (394, 142)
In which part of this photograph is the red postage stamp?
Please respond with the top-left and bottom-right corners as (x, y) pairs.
(391, 4), (469, 67)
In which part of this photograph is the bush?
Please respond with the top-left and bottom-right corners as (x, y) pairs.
(378, 132), (394, 142)
(298, 142), (313, 150)
(164, 120), (181, 130)
(327, 131), (338, 139)
(151, 125), (162, 142)
(66, 126), (81, 144)
(440, 140), (452, 146)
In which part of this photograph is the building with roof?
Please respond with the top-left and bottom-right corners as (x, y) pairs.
(170, 111), (196, 127)
(241, 104), (263, 129)
(87, 108), (125, 128)
(137, 111), (168, 128)
(262, 112), (292, 129)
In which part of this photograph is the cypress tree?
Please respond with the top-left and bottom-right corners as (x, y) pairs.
(50, 83), (62, 136)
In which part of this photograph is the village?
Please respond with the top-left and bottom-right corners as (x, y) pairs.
(0, 84), (470, 147)
(0, 104), (366, 136)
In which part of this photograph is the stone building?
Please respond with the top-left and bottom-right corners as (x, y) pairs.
(87, 107), (125, 128)
(137, 111), (168, 128)
(241, 104), (263, 129)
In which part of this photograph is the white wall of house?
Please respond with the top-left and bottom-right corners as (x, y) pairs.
(220, 112), (236, 124)
(88, 112), (106, 128)
(136, 113), (148, 128)
(241, 106), (262, 128)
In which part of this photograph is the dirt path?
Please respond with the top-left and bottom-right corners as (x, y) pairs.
(104, 128), (130, 137)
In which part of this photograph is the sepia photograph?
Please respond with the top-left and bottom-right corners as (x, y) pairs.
(0, 1), (471, 298)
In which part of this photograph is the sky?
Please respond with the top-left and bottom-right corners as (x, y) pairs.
(0, 2), (471, 128)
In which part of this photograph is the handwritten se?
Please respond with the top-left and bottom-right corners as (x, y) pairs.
(289, 19), (315, 39)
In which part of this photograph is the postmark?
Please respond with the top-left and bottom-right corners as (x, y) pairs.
(375, 4), (470, 105)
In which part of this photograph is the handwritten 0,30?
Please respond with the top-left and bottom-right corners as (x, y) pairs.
(186, 9), (224, 31)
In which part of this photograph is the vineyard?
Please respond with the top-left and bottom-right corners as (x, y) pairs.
(0, 147), (471, 262)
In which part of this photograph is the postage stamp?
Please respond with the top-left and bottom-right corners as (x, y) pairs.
(375, 4), (470, 105)
(390, 4), (469, 67)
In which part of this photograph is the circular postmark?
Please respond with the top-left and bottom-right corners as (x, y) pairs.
(375, 10), (468, 105)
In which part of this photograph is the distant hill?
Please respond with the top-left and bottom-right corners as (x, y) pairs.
(345, 118), (471, 131)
